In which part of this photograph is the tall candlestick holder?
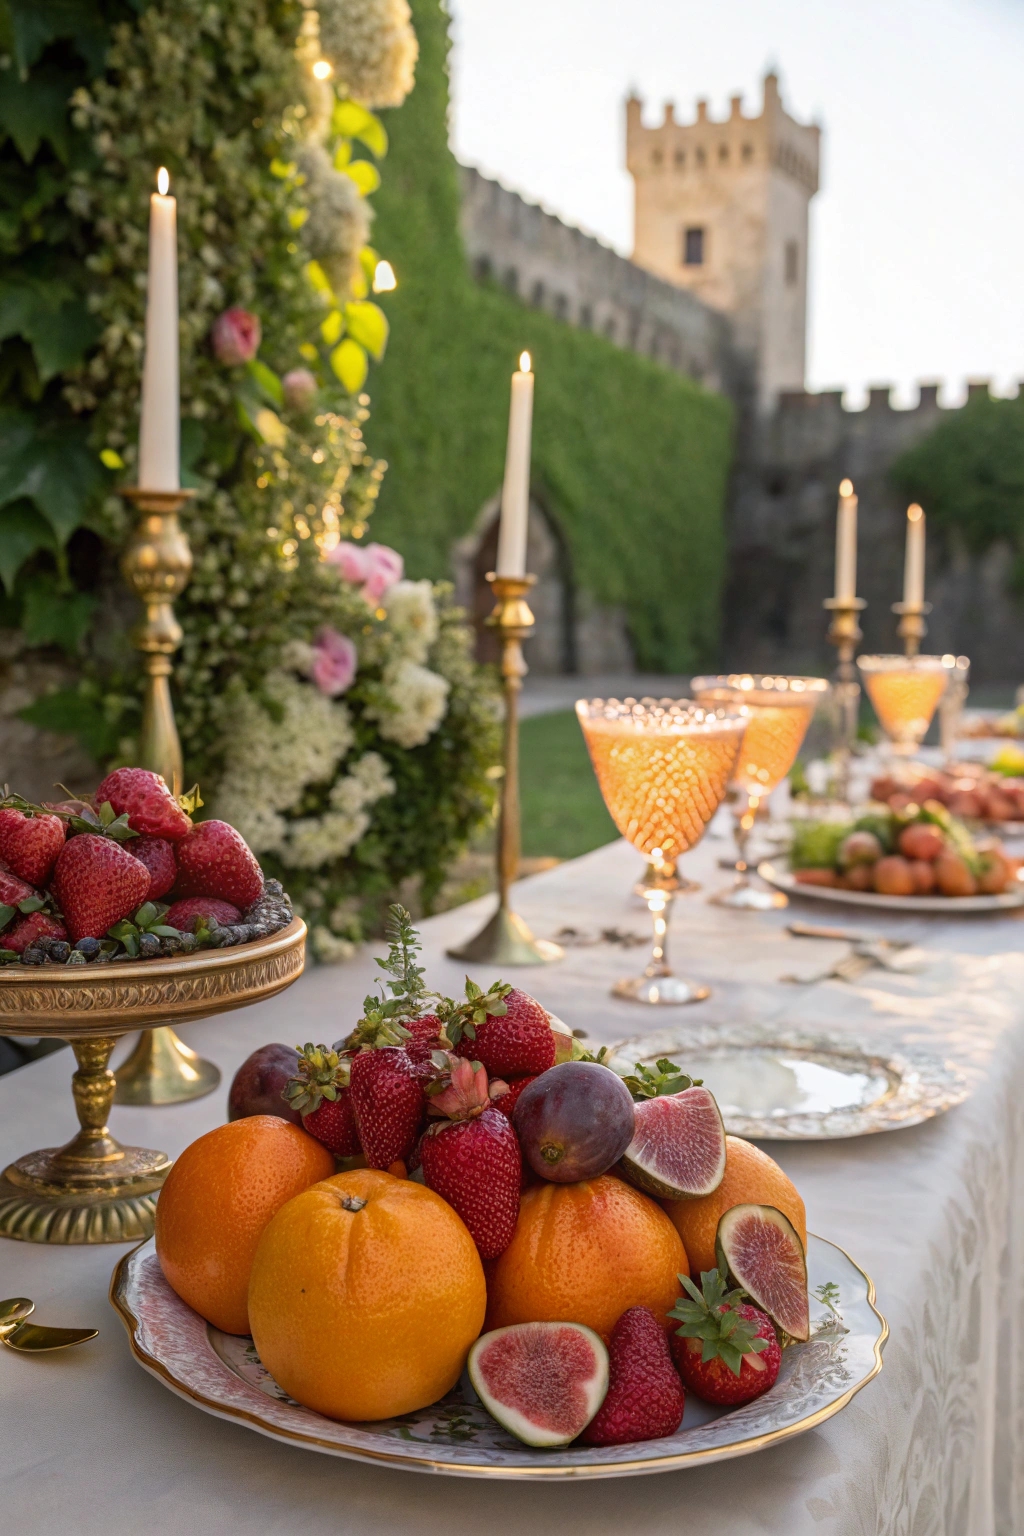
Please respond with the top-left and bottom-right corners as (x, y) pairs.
(111, 487), (221, 1106)
(447, 574), (563, 966)
(824, 596), (866, 804)
(891, 599), (932, 658)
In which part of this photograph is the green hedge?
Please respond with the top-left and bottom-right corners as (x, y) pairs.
(366, 0), (733, 673)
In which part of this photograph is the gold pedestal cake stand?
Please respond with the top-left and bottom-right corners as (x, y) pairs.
(0, 918), (306, 1245)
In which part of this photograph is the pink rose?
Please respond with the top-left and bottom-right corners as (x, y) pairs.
(282, 368), (318, 409)
(311, 627), (357, 697)
(211, 307), (262, 366)
(326, 541), (371, 585)
(361, 543), (404, 603)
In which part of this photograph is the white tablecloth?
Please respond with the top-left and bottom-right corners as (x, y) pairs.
(2, 836), (1023, 1535)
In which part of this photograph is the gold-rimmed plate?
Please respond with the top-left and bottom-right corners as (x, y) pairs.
(111, 1236), (886, 1479)
(758, 861), (1024, 913)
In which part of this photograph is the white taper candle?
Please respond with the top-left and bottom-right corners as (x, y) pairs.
(495, 352), (534, 578)
(834, 478), (858, 602)
(138, 167), (180, 491)
(903, 504), (925, 607)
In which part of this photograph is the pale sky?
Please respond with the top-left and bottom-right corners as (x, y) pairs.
(448, 0), (1024, 406)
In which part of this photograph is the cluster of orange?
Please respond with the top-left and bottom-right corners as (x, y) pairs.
(155, 1118), (804, 1423)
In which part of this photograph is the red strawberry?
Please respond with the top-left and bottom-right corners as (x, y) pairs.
(668, 1270), (781, 1407)
(580, 1306), (685, 1445)
(0, 809), (65, 886)
(282, 1043), (361, 1156)
(50, 834), (151, 943)
(130, 835), (178, 901)
(164, 896), (242, 930)
(489, 1073), (541, 1120)
(4, 911), (68, 954)
(173, 820), (264, 908)
(94, 767), (193, 841)
(0, 867), (37, 907)
(452, 987), (556, 1078)
(419, 1055), (521, 1259)
(349, 1046), (425, 1169)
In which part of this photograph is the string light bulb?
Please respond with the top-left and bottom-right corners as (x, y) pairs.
(372, 260), (397, 293)
(312, 59), (333, 80)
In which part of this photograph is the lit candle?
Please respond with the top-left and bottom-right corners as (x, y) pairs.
(834, 478), (858, 602)
(903, 503), (925, 607)
(495, 352), (534, 578)
(138, 167), (180, 491)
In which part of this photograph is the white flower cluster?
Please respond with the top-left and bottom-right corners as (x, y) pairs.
(367, 658), (450, 748)
(310, 927), (358, 964)
(214, 672), (354, 855)
(296, 142), (371, 290)
(278, 751), (396, 868)
(316, 0), (418, 108)
(382, 579), (438, 664)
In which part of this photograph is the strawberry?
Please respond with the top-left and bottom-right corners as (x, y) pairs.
(449, 984), (557, 1078)
(667, 1269), (781, 1407)
(173, 820), (264, 908)
(93, 767), (193, 841)
(349, 1046), (425, 1169)
(130, 835), (178, 901)
(3, 911), (68, 955)
(488, 1073), (541, 1121)
(580, 1306), (686, 1445)
(0, 867), (37, 907)
(0, 808), (65, 886)
(283, 1043), (360, 1156)
(419, 1055), (521, 1259)
(164, 896), (242, 930)
(50, 834), (151, 943)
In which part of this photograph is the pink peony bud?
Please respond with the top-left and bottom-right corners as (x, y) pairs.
(427, 1054), (491, 1121)
(211, 307), (262, 366)
(360, 543), (405, 604)
(282, 367), (318, 410)
(325, 541), (371, 585)
(310, 626), (357, 697)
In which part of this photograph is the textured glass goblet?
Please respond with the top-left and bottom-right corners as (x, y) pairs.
(691, 675), (830, 910)
(857, 654), (951, 757)
(576, 698), (745, 1004)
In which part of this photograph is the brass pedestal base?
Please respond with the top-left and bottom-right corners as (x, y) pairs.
(114, 1026), (221, 1106)
(447, 904), (563, 966)
(0, 1143), (169, 1245)
(710, 882), (788, 911)
(612, 973), (710, 1006)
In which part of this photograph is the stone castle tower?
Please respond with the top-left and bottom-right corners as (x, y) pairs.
(626, 72), (820, 411)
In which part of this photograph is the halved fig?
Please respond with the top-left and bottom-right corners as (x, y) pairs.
(618, 1086), (726, 1200)
(716, 1203), (810, 1341)
(468, 1321), (609, 1447)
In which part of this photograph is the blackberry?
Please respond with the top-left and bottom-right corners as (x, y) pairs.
(139, 933), (161, 958)
(49, 941), (71, 964)
(178, 933), (198, 954)
(21, 946), (45, 965)
(74, 937), (101, 958)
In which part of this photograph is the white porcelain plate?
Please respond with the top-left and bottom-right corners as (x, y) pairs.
(759, 861), (1024, 913)
(111, 1235), (886, 1480)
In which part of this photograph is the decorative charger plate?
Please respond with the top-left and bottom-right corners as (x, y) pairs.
(758, 861), (1024, 914)
(609, 1024), (969, 1140)
(111, 1236), (885, 1480)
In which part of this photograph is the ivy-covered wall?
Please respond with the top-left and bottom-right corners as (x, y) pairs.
(365, 0), (733, 673)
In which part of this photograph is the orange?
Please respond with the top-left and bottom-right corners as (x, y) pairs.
(663, 1136), (807, 1276)
(248, 1169), (487, 1421)
(155, 1116), (333, 1334)
(485, 1175), (686, 1337)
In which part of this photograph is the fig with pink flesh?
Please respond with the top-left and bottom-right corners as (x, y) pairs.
(619, 1085), (727, 1200)
(227, 1043), (302, 1124)
(716, 1202), (810, 1341)
(513, 1061), (635, 1183)
(468, 1322), (609, 1446)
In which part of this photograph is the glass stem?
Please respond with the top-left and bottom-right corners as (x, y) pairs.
(732, 795), (759, 887)
(642, 887), (674, 979)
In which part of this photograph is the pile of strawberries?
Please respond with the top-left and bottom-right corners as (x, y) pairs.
(0, 769), (292, 967)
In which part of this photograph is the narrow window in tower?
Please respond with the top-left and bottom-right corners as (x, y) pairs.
(785, 240), (799, 286)
(579, 304), (593, 330)
(695, 146), (706, 167)
(531, 280), (545, 309)
(652, 148), (663, 167)
(718, 144), (729, 163)
(675, 149), (685, 170)
(742, 143), (754, 163)
(683, 227), (705, 266)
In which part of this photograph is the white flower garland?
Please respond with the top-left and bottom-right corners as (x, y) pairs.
(315, 0), (418, 108)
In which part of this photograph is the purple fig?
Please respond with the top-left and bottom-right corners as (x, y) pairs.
(513, 1061), (635, 1182)
(227, 1043), (301, 1124)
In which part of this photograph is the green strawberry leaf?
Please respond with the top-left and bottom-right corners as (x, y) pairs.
(16, 896), (43, 913)
(0, 903), (15, 930)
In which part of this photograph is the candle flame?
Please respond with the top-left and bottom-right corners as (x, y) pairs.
(907, 503), (924, 522)
(156, 167), (170, 196)
(372, 259), (397, 293)
(312, 58), (333, 79)
(839, 478), (854, 498)
(519, 351), (532, 373)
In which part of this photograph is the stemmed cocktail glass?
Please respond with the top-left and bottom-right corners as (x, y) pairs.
(576, 698), (745, 1004)
(857, 654), (952, 758)
(691, 675), (830, 910)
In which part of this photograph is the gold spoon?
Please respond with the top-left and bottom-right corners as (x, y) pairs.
(0, 1297), (97, 1353)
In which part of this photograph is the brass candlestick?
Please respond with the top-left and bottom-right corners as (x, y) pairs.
(112, 486), (219, 1106)
(447, 574), (563, 966)
(824, 596), (866, 803)
(891, 599), (932, 658)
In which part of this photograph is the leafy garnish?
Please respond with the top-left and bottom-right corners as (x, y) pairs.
(622, 1057), (702, 1099)
(438, 975), (511, 1046)
(667, 1269), (770, 1377)
(348, 905), (442, 1048)
(282, 1042), (351, 1114)
(813, 1280), (843, 1322)
(107, 902), (179, 956)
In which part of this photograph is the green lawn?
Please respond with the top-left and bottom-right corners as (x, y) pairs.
(519, 710), (618, 860)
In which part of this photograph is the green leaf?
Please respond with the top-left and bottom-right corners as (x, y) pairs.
(330, 338), (368, 393)
(245, 358), (284, 408)
(343, 301), (388, 361)
(99, 448), (124, 471)
(320, 309), (344, 346)
(17, 896), (43, 913)
(304, 260), (335, 301)
(18, 686), (119, 761)
(0, 904), (15, 931)
(20, 573), (96, 653)
(0, 500), (55, 590)
(343, 159), (381, 197)
(0, 60), (75, 163)
(331, 99), (388, 158)
(253, 407), (288, 448)
(333, 140), (351, 170)
(8, 0), (109, 75)
(0, 278), (100, 380)
(0, 410), (101, 543)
